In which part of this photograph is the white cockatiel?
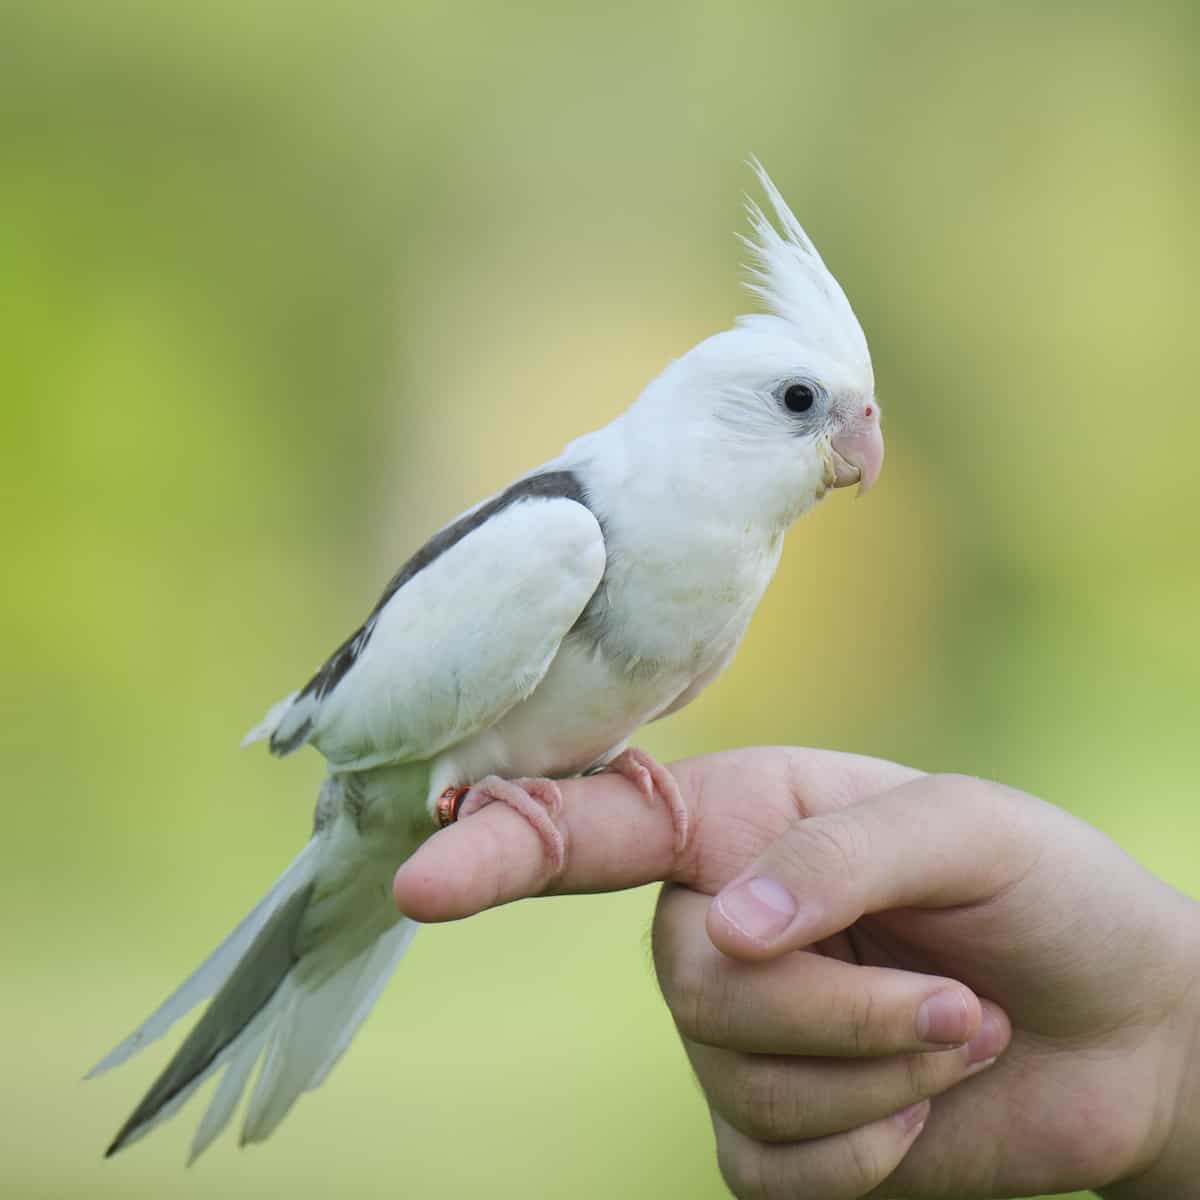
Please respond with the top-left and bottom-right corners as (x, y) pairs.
(91, 161), (884, 1160)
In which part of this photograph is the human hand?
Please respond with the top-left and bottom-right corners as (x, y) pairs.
(393, 748), (1200, 1198)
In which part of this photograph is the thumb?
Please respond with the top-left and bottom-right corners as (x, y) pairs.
(706, 773), (1039, 960)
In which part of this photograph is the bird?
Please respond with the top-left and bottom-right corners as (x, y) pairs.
(89, 160), (884, 1162)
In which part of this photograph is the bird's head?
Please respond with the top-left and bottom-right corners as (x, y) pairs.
(636, 161), (882, 526)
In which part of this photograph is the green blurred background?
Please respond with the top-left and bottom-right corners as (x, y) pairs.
(3, 1), (1198, 1197)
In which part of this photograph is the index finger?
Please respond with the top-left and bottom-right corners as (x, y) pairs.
(392, 746), (921, 921)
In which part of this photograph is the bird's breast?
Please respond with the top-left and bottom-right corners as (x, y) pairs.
(440, 520), (783, 786)
(587, 520), (783, 671)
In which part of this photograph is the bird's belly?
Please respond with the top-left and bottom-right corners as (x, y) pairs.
(444, 635), (693, 785)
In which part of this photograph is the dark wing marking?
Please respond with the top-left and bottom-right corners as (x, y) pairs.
(293, 470), (591, 707)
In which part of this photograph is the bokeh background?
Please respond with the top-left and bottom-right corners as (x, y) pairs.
(4, 2), (1198, 1197)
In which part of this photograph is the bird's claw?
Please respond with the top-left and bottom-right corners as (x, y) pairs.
(605, 747), (690, 855)
(439, 775), (567, 875)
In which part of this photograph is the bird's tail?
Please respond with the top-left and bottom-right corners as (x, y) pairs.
(90, 766), (428, 1162)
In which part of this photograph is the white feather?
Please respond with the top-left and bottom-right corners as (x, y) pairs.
(739, 156), (872, 374)
(311, 496), (606, 772)
(240, 690), (300, 747)
(309, 918), (419, 1088)
(240, 918), (418, 1144)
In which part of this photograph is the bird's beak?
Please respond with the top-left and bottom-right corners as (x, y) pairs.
(830, 416), (884, 497)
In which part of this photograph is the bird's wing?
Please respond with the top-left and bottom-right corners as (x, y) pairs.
(243, 471), (606, 772)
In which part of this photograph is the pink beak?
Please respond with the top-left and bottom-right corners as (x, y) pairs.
(831, 412), (884, 496)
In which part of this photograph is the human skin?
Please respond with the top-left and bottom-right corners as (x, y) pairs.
(393, 747), (1200, 1199)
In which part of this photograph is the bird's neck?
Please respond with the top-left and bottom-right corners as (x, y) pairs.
(593, 404), (823, 540)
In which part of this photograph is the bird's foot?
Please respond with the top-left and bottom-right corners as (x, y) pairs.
(604, 747), (689, 854)
(437, 775), (566, 874)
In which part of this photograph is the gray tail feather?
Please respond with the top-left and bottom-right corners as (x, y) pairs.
(104, 882), (315, 1158)
(88, 840), (320, 1081)
(96, 766), (428, 1160)
(97, 846), (420, 1160)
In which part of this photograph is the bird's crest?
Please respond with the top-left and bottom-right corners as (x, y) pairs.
(739, 158), (870, 372)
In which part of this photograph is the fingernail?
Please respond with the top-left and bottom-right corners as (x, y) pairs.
(713, 877), (797, 942)
(894, 1099), (930, 1135)
(965, 1005), (1008, 1065)
(915, 989), (971, 1045)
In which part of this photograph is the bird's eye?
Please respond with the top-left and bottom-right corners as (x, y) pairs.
(783, 383), (815, 414)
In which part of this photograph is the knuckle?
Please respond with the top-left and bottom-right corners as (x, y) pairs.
(651, 887), (696, 995)
(924, 773), (1037, 882)
(668, 960), (709, 1041)
(925, 772), (990, 810)
(902, 1047), (950, 1099)
(660, 944), (726, 1045)
(730, 1056), (802, 1142)
(650, 886), (684, 976)
(715, 1128), (771, 1200)
(845, 981), (878, 1055)
(785, 816), (869, 891)
(716, 1140), (794, 1200)
(927, 771), (977, 791)
(842, 1123), (895, 1195)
